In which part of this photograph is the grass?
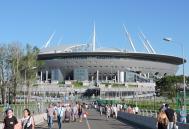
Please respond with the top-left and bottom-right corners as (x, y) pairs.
(102, 83), (125, 87)
(126, 99), (189, 112)
(73, 81), (83, 88)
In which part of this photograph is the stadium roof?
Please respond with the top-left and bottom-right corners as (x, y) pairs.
(38, 51), (185, 65)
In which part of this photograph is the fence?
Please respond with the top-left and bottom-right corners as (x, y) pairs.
(0, 102), (47, 122)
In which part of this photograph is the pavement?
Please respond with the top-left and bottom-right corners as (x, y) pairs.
(35, 109), (142, 129)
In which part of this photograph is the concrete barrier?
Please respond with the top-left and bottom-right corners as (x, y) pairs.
(0, 113), (47, 128)
(118, 111), (189, 129)
(33, 113), (47, 125)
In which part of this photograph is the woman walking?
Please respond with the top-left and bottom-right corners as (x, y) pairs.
(78, 104), (83, 122)
(21, 108), (35, 129)
(157, 108), (168, 129)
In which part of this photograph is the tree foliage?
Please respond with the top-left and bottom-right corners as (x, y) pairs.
(156, 75), (189, 101)
(0, 42), (42, 104)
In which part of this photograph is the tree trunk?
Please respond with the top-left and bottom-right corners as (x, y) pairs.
(26, 81), (30, 107)
(1, 87), (5, 104)
(13, 82), (17, 104)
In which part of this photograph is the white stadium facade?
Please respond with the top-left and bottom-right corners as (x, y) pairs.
(36, 26), (186, 98)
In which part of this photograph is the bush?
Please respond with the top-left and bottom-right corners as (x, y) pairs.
(73, 81), (83, 88)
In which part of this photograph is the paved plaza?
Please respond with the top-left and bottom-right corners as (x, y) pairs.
(35, 109), (142, 129)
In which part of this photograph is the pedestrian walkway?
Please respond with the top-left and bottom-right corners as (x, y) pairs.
(35, 109), (142, 129)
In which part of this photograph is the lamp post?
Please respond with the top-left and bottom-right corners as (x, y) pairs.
(153, 93), (156, 111)
(163, 37), (186, 110)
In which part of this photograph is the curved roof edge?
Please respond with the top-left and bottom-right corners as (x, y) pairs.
(38, 52), (186, 65)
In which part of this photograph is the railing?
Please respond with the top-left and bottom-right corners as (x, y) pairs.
(0, 103), (47, 122)
(138, 109), (157, 118)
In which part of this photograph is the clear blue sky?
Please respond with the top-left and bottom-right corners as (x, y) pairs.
(0, 0), (189, 75)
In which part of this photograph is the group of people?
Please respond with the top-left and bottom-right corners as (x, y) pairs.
(157, 103), (187, 129)
(123, 105), (139, 114)
(98, 103), (139, 120)
(3, 108), (35, 129)
(98, 104), (120, 120)
(46, 102), (87, 129)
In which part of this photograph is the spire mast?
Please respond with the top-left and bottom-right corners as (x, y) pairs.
(138, 33), (151, 53)
(45, 31), (55, 48)
(123, 24), (136, 52)
(140, 31), (156, 54)
(92, 23), (96, 52)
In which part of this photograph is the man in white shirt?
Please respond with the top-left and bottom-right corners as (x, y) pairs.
(57, 103), (65, 129)
(135, 106), (139, 114)
(72, 104), (78, 122)
(113, 105), (118, 119)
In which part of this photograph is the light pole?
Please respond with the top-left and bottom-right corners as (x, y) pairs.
(153, 93), (156, 111)
(163, 37), (186, 110)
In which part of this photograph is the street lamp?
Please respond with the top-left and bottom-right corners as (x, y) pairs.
(153, 93), (156, 111)
(163, 37), (186, 110)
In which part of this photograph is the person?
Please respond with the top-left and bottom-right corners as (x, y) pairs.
(57, 103), (65, 129)
(78, 104), (83, 122)
(135, 105), (139, 114)
(46, 104), (55, 129)
(164, 104), (175, 129)
(21, 108), (35, 129)
(123, 103), (127, 112)
(72, 103), (78, 122)
(3, 108), (18, 129)
(157, 108), (169, 129)
(37, 102), (40, 113)
(99, 106), (103, 116)
(106, 105), (111, 120)
(179, 105), (187, 123)
(112, 105), (118, 119)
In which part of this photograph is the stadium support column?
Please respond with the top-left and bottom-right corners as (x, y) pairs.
(117, 70), (120, 83)
(147, 73), (150, 78)
(92, 76), (94, 82)
(120, 71), (124, 83)
(40, 71), (43, 84)
(106, 76), (108, 82)
(96, 70), (99, 85)
(46, 70), (48, 83)
(51, 69), (55, 83)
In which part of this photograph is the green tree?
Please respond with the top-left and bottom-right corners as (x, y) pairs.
(20, 44), (42, 105)
(156, 75), (188, 102)
(8, 43), (23, 103)
(0, 44), (11, 104)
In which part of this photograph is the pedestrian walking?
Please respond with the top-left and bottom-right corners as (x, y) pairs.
(164, 104), (176, 129)
(179, 105), (187, 123)
(135, 105), (139, 114)
(112, 105), (118, 119)
(99, 106), (103, 116)
(106, 105), (111, 120)
(78, 104), (83, 122)
(21, 108), (35, 129)
(46, 104), (55, 129)
(3, 108), (18, 129)
(57, 103), (65, 129)
(156, 108), (169, 129)
(72, 103), (78, 122)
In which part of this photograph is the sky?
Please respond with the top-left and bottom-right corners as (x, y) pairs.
(0, 0), (189, 75)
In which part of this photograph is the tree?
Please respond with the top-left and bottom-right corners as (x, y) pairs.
(0, 42), (43, 105)
(0, 44), (12, 104)
(21, 44), (40, 105)
(156, 75), (188, 102)
(8, 43), (23, 103)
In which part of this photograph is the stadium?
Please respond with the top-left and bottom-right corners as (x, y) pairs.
(36, 26), (185, 98)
